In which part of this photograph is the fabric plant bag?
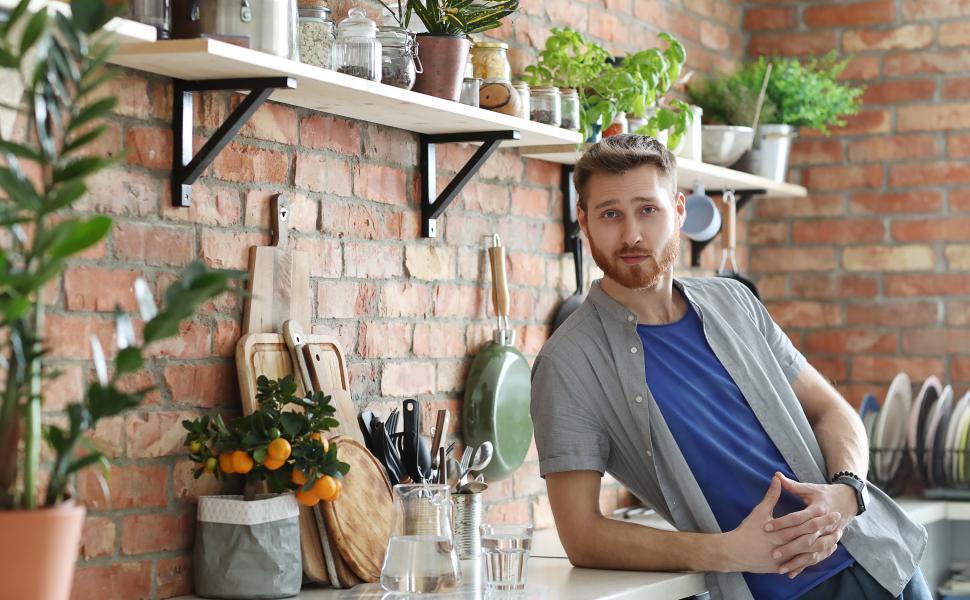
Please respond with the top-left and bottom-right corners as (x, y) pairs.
(195, 494), (302, 599)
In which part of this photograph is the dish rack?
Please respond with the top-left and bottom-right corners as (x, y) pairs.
(868, 447), (970, 500)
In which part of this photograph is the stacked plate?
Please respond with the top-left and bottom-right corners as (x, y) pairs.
(862, 373), (970, 489)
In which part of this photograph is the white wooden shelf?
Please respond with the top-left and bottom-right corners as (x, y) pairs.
(518, 144), (807, 199)
(107, 38), (582, 148)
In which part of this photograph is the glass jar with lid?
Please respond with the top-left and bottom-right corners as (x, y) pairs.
(530, 86), (561, 127)
(470, 42), (511, 82)
(333, 7), (381, 82)
(377, 26), (418, 89)
(560, 88), (580, 131)
(512, 81), (530, 120)
(298, 0), (334, 69)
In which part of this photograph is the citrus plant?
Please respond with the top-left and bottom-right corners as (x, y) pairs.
(183, 374), (350, 506)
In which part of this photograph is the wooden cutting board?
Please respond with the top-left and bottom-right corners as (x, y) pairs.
(302, 337), (365, 447)
(321, 436), (395, 583)
(241, 194), (311, 335)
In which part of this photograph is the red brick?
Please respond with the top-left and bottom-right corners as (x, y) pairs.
(317, 280), (372, 319)
(842, 245), (935, 271)
(750, 247), (837, 273)
(748, 31), (837, 56)
(77, 464), (168, 510)
(433, 284), (482, 318)
(144, 320), (211, 360)
(852, 356), (945, 382)
(157, 557), (193, 598)
(80, 516), (116, 559)
(71, 561), (152, 600)
(294, 153), (353, 196)
(955, 189), (970, 212)
(478, 149), (525, 182)
(173, 459), (225, 503)
(949, 134), (970, 158)
(802, 165), (883, 191)
(510, 288), (538, 320)
(236, 100), (298, 145)
(846, 302), (938, 326)
(792, 219), (884, 244)
(790, 274), (879, 300)
(90, 416), (125, 459)
(244, 190), (317, 231)
(485, 499), (531, 524)
(700, 20), (731, 50)
(890, 162), (970, 188)
(526, 159), (560, 187)
(511, 186), (550, 218)
(113, 221), (195, 266)
(902, 0), (970, 20)
(459, 180), (511, 214)
(213, 318), (241, 358)
(899, 104), (970, 132)
(948, 302), (970, 326)
(940, 21), (970, 47)
(847, 135), (938, 162)
(361, 123), (416, 166)
(354, 163), (408, 206)
(862, 79), (936, 104)
(413, 323), (467, 358)
(805, 1), (894, 27)
(850, 190), (943, 214)
(300, 114), (361, 154)
(43, 314), (116, 360)
(590, 10), (631, 45)
(122, 513), (194, 555)
(125, 411), (196, 458)
(892, 218), (970, 242)
(498, 220), (545, 253)
(293, 237), (342, 278)
(824, 110), (891, 136)
(162, 184), (243, 226)
(100, 76), (153, 120)
(379, 282), (433, 318)
(42, 365), (85, 411)
(125, 127), (172, 170)
(954, 357), (970, 382)
(812, 357), (850, 383)
(943, 77), (970, 99)
(508, 252), (546, 286)
(841, 56), (882, 81)
(381, 362), (435, 396)
(77, 168), (161, 217)
(843, 24), (933, 52)
(358, 322), (411, 358)
(885, 274), (970, 297)
(212, 142), (288, 184)
(754, 195), (845, 219)
(885, 50), (970, 76)
(343, 242), (404, 278)
(543, 223), (565, 253)
(764, 301), (842, 329)
(789, 139), (844, 166)
(63, 266), (140, 312)
(805, 330), (897, 354)
(164, 362), (237, 408)
(744, 6), (794, 30)
(902, 329), (970, 354)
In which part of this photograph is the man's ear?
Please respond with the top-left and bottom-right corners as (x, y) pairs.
(674, 191), (686, 226)
(577, 204), (589, 240)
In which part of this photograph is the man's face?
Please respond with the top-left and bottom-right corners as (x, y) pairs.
(577, 165), (686, 291)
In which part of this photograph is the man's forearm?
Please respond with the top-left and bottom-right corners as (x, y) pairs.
(812, 405), (869, 481)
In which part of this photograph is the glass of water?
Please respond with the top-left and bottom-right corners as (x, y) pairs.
(479, 523), (534, 591)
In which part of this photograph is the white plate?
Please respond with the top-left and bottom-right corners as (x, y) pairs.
(909, 376), (942, 469)
(924, 385), (953, 488)
(957, 408), (970, 484)
(946, 391), (970, 486)
(873, 372), (912, 483)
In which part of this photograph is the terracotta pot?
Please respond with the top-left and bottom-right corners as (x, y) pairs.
(413, 34), (471, 101)
(0, 502), (86, 600)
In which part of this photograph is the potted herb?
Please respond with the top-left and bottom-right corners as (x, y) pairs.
(378, 0), (518, 101)
(183, 375), (349, 599)
(689, 53), (864, 180)
(0, 3), (245, 598)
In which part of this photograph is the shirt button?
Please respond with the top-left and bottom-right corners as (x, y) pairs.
(646, 450), (653, 457)
(635, 395), (643, 403)
(627, 315), (635, 322)
(630, 347), (638, 354)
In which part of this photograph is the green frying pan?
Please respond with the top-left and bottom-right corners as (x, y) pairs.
(463, 235), (533, 481)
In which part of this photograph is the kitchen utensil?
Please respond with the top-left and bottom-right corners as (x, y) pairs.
(437, 447), (446, 484)
(358, 411), (377, 455)
(944, 391), (970, 486)
(446, 458), (461, 491)
(872, 371), (912, 484)
(681, 185), (721, 242)
(750, 63), (772, 142)
(186, 0), (298, 59)
(701, 125), (754, 167)
(430, 409), (448, 471)
(457, 480), (488, 495)
(242, 195), (310, 336)
(301, 337), (365, 446)
(463, 235), (533, 481)
(469, 441), (493, 475)
(930, 386), (955, 487)
(551, 234), (584, 333)
(716, 190), (760, 300)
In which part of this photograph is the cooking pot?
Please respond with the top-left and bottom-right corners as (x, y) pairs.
(172, 0), (298, 60)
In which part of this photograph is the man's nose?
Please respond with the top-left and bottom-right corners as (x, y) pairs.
(622, 218), (642, 246)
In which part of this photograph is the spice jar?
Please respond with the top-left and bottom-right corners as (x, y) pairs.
(470, 42), (511, 82)
(603, 112), (628, 137)
(530, 86), (561, 127)
(298, 1), (334, 69)
(560, 88), (580, 131)
(377, 26), (418, 89)
(512, 81), (530, 120)
(333, 7), (381, 82)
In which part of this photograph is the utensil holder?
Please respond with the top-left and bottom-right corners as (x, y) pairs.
(453, 492), (482, 559)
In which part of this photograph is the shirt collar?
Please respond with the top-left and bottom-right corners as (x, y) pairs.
(588, 277), (697, 325)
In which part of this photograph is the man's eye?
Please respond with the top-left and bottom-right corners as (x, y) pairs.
(602, 210), (619, 219)
(641, 206), (657, 214)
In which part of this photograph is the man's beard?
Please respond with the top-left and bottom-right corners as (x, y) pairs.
(587, 229), (680, 291)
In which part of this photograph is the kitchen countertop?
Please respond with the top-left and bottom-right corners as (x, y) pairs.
(174, 498), (967, 600)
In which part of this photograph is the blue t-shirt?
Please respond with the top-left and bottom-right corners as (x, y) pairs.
(637, 301), (854, 600)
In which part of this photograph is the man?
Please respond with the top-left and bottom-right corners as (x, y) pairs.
(530, 135), (930, 600)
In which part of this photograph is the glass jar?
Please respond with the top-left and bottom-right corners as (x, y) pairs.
(603, 112), (628, 137)
(460, 77), (481, 107)
(298, 3), (334, 69)
(470, 42), (511, 82)
(377, 26), (418, 89)
(512, 81), (530, 120)
(560, 88), (580, 131)
(333, 7), (381, 82)
(530, 86), (561, 127)
(627, 113), (647, 134)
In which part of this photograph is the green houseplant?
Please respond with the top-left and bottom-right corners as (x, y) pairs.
(379, 0), (519, 101)
(0, 1), (244, 597)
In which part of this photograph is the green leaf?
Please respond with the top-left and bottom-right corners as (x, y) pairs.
(62, 124), (108, 156)
(43, 180), (87, 214)
(55, 11), (84, 55)
(1, 0), (32, 38)
(0, 47), (17, 68)
(87, 383), (142, 421)
(19, 9), (48, 56)
(68, 97), (117, 133)
(53, 155), (112, 184)
(280, 412), (307, 439)
(0, 139), (42, 162)
(48, 215), (112, 258)
(68, 451), (108, 475)
(115, 347), (143, 375)
(0, 165), (42, 210)
(71, 0), (115, 34)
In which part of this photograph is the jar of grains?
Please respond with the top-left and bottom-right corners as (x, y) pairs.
(333, 7), (381, 81)
(512, 81), (530, 120)
(297, 1), (334, 69)
(530, 86), (561, 127)
(470, 42), (511, 82)
(377, 25), (418, 89)
(560, 88), (580, 131)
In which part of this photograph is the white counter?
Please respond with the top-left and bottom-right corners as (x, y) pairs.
(175, 498), (966, 600)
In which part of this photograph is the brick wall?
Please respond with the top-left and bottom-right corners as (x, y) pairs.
(31, 1), (748, 598)
(743, 0), (970, 404)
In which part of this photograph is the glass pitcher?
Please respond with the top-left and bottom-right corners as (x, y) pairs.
(380, 484), (461, 594)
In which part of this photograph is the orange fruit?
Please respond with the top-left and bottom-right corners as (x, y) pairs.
(219, 452), (236, 473)
(312, 475), (339, 502)
(263, 456), (285, 471)
(296, 489), (319, 506)
(204, 457), (217, 473)
(310, 432), (330, 453)
(291, 468), (307, 485)
(268, 438), (292, 461)
(231, 450), (253, 474)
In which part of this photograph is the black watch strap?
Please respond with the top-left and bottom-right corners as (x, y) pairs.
(831, 471), (867, 515)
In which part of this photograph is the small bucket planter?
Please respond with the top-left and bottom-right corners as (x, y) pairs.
(195, 494), (302, 599)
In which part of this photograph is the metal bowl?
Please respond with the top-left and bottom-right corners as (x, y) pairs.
(702, 125), (755, 167)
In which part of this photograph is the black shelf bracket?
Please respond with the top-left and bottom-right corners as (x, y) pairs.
(171, 77), (297, 207)
(562, 165), (580, 249)
(689, 190), (760, 267)
(420, 130), (520, 237)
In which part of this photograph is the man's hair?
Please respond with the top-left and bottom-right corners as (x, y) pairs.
(573, 134), (678, 211)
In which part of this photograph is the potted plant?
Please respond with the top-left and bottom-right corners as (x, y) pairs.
(688, 52), (864, 180)
(378, 0), (518, 101)
(183, 374), (349, 599)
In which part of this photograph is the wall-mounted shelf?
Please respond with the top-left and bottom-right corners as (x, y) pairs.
(519, 144), (807, 267)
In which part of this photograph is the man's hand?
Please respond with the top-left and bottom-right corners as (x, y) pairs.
(762, 472), (856, 578)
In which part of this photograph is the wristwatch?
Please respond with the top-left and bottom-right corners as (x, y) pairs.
(831, 471), (869, 516)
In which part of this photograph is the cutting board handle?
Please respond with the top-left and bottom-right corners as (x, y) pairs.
(272, 194), (290, 249)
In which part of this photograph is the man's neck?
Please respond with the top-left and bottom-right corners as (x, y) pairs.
(600, 272), (687, 325)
